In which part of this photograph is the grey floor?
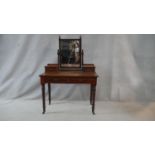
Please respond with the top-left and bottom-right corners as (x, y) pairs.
(0, 99), (155, 121)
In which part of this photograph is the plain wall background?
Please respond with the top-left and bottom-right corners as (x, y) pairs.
(0, 34), (155, 101)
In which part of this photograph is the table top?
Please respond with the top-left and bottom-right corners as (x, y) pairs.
(40, 71), (98, 78)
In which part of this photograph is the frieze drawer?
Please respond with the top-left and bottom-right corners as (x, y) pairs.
(45, 77), (96, 84)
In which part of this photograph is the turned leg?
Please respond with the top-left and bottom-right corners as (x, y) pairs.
(92, 85), (96, 115)
(42, 84), (46, 114)
(90, 85), (93, 105)
(48, 83), (51, 105)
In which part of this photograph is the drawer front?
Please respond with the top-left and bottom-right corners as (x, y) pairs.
(45, 66), (58, 72)
(83, 67), (95, 72)
(45, 77), (97, 84)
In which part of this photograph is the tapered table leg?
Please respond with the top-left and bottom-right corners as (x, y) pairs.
(92, 85), (96, 115)
(42, 84), (46, 114)
(90, 85), (93, 105)
(48, 83), (51, 105)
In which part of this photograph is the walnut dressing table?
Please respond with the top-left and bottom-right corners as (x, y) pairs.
(39, 64), (98, 114)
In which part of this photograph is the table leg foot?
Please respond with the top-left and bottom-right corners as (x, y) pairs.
(92, 104), (95, 115)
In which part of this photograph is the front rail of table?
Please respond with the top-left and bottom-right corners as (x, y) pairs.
(39, 64), (98, 115)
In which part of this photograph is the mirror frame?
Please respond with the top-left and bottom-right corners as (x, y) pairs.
(58, 36), (83, 71)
